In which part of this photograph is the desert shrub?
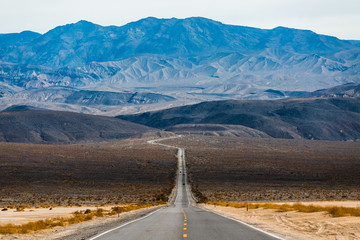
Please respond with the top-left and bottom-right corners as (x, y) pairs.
(39, 204), (51, 208)
(326, 206), (360, 217)
(16, 205), (31, 209)
(0, 218), (66, 234)
(95, 208), (104, 217)
(16, 207), (25, 212)
(155, 193), (167, 202)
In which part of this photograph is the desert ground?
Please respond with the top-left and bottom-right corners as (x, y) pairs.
(202, 201), (360, 240)
(0, 138), (177, 207)
(0, 205), (119, 225)
(163, 135), (360, 202)
(1, 135), (360, 239)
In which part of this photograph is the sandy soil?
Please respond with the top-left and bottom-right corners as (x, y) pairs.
(1, 205), (163, 240)
(202, 201), (360, 240)
(0, 205), (119, 225)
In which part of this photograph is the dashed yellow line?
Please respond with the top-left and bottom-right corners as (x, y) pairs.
(181, 208), (188, 238)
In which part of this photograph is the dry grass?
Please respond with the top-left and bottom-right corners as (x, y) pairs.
(0, 202), (163, 234)
(164, 135), (360, 202)
(208, 201), (360, 217)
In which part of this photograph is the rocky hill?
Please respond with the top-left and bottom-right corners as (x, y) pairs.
(0, 106), (170, 144)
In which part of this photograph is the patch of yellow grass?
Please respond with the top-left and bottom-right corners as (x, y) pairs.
(208, 201), (360, 217)
(0, 202), (163, 235)
(6, 205), (30, 209)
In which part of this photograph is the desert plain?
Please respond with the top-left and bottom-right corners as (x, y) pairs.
(1, 135), (360, 239)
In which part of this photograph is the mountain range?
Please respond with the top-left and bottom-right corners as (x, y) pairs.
(3, 84), (359, 144)
(0, 17), (359, 115)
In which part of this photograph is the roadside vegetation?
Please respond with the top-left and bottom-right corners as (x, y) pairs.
(0, 202), (164, 234)
(207, 201), (360, 217)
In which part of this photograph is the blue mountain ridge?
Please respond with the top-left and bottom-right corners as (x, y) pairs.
(0, 17), (358, 68)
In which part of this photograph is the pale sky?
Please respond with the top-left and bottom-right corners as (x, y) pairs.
(1, 0), (360, 40)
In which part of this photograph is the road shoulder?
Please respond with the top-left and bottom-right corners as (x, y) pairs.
(200, 203), (360, 240)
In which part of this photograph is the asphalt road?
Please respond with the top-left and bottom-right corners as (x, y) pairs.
(90, 139), (283, 240)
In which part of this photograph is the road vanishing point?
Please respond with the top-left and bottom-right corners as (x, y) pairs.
(89, 137), (284, 240)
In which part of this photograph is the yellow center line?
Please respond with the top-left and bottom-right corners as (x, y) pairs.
(181, 208), (188, 238)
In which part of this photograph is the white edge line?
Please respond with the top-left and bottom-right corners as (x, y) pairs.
(88, 207), (164, 240)
(200, 207), (286, 240)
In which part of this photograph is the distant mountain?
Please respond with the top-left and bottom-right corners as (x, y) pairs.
(301, 82), (360, 98)
(0, 18), (357, 68)
(0, 17), (359, 114)
(247, 83), (360, 99)
(349, 40), (360, 47)
(12, 87), (175, 106)
(0, 106), (170, 144)
(118, 97), (360, 141)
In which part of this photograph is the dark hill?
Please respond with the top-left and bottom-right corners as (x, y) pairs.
(118, 98), (360, 141)
(3, 105), (43, 111)
(0, 107), (168, 144)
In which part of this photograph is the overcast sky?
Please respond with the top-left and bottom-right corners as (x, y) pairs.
(1, 0), (359, 40)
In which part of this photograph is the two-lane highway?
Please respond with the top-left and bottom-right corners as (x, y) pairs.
(89, 138), (284, 240)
